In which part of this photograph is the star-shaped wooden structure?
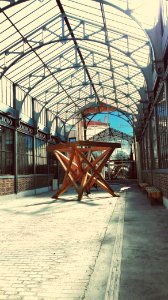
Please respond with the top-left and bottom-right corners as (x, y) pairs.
(47, 141), (120, 200)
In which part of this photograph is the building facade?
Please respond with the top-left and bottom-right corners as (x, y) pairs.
(1, 0), (168, 204)
(137, 1), (168, 208)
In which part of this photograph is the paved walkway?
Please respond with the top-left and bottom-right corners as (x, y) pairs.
(119, 184), (168, 300)
(0, 183), (168, 300)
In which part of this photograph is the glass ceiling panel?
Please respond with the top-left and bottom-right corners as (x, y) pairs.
(0, 0), (154, 124)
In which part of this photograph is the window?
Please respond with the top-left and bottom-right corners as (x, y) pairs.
(144, 137), (148, 170)
(147, 125), (152, 169)
(18, 133), (33, 174)
(0, 77), (13, 107)
(0, 126), (14, 175)
(35, 139), (47, 174)
(141, 139), (146, 170)
(156, 91), (168, 168)
(151, 111), (159, 168)
(48, 141), (58, 175)
(22, 95), (33, 118)
(141, 127), (151, 170)
(69, 137), (76, 142)
(35, 101), (46, 127)
(162, 0), (168, 27)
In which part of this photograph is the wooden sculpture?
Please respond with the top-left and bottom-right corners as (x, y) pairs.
(47, 141), (120, 200)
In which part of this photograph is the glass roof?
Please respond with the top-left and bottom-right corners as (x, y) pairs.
(0, 0), (157, 125)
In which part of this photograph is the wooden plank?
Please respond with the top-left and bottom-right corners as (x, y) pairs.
(47, 141), (121, 152)
(53, 151), (79, 194)
(54, 150), (78, 171)
(48, 141), (120, 200)
(78, 149), (92, 200)
(78, 148), (116, 199)
(61, 148), (76, 188)
(52, 178), (71, 199)
(144, 186), (162, 205)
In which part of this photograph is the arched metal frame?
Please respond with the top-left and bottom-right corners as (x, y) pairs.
(0, 0), (160, 137)
(88, 126), (133, 144)
(66, 108), (134, 144)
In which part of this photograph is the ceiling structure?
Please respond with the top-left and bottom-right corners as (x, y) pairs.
(0, 0), (159, 135)
(89, 127), (133, 145)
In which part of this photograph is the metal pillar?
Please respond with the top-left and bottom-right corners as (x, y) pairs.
(83, 117), (87, 141)
(135, 141), (142, 183)
(14, 128), (18, 194)
(13, 83), (18, 194)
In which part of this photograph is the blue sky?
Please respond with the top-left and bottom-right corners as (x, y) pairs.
(92, 112), (133, 136)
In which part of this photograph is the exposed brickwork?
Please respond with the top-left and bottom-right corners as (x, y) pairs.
(142, 171), (168, 198)
(157, 173), (168, 198)
(0, 175), (55, 195)
(153, 173), (160, 188)
(18, 177), (34, 192)
(0, 178), (15, 195)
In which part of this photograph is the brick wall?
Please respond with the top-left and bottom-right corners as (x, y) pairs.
(142, 170), (168, 198)
(0, 174), (55, 195)
(18, 175), (55, 192)
(18, 177), (34, 192)
(153, 173), (168, 198)
(0, 177), (15, 195)
(152, 173), (160, 188)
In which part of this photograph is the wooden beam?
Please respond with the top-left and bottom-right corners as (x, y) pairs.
(47, 141), (121, 200)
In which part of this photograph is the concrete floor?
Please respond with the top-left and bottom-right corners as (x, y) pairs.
(118, 184), (168, 300)
(0, 182), (168, 299)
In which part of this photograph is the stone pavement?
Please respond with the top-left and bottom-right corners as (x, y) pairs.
(0, 183), (168, 300)
(118, 184), (168, 300)
(0, 185), (124, 300)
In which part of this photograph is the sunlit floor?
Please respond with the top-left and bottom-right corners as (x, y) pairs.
(0, 182), (168, 300)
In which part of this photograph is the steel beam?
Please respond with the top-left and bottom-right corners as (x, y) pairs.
(55, 0), (101, 105)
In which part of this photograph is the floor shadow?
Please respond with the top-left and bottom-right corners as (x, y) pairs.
(50, 197), (101, 206)
(1, 206), (52, 216)
(24, 196), (82, 208)
(1, 197), (101, 216)
(78, 201), (101, 206)
(25, 199), (58, 207)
